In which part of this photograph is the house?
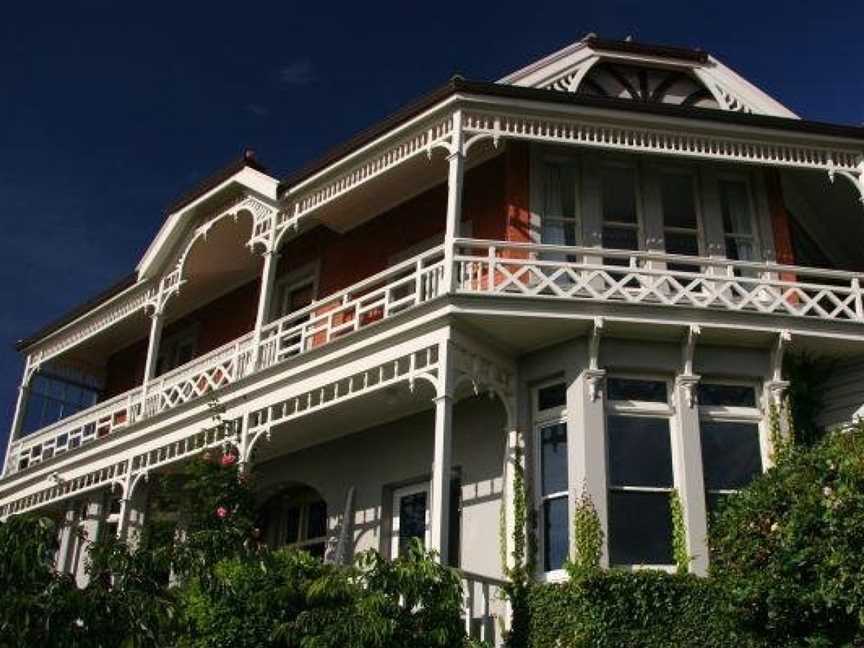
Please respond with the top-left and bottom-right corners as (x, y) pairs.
(3, 35), (864, 644)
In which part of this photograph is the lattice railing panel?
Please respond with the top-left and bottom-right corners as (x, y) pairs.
(144, 334), (255, 416)
(454, 239), (864, 323)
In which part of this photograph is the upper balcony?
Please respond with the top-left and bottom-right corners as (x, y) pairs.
(5, 70), (864, 489)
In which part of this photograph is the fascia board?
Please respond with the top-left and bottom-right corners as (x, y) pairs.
(280, 95), (460, 199)
(701, 55), (800, 119)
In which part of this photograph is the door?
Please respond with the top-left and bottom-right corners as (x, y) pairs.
(391, 483), (430, 559)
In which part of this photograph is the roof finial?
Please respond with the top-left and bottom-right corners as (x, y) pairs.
(243, 148), (256, 162)
(625, 35), (633, 42)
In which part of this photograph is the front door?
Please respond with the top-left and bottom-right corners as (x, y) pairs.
(391, 483), (430, 558)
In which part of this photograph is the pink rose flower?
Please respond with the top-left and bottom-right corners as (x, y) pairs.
(221, 453), (237, 467)
(216, 506), (228, 519)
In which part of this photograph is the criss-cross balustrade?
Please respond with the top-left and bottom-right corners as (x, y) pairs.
(453, 238), (864, 322)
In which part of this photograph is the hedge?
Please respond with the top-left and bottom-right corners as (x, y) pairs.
(508, 570), (765, 648)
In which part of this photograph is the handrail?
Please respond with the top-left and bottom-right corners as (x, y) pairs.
(453, 237), (864, 282)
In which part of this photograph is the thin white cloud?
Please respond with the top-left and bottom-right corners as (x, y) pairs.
(246, 103), (269, 117)
(279, 59), (315, 86)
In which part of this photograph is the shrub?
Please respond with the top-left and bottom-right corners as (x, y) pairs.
(709, 423), (864, 647)
(511, 569), (761, 648)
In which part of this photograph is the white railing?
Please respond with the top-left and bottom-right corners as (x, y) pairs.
(460, 570), (508, 647)
(7, 246), (446, 476)
(454, 238), (864, 323)
(142, 333), (256, 417)
(258, 245), (445, 368)
(9, 238), (864, 477)
(9, 387), (143, 474)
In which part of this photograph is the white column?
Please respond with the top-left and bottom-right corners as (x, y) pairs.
(140, 311), (164, 415)
(442, 110), (465, 293)
(430, 339), (455, 563)
(569, 367), (609, 566)
(254, 251), (280, 333)
(673, 374), (709, 575)
(121, 479), (150, 549)
(3, 359), (35, 475)
(75, 494), (105, 587)
(56, 503), (80, 574)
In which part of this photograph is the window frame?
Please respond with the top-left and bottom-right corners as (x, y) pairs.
(715, 172), (762, 264)
(532, 378), (570, 581)
(698, 378), (767, 514)
(598, 157), (645, 253)
(273, 262), (319, 321)
(605, 373), (678, 571)
(655, 164), (707, 265)
(390, 481), (431, 559)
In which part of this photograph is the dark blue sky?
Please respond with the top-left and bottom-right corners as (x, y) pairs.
(1, 1), (862, 451)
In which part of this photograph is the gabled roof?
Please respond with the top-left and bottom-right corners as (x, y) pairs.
(499, 35), (798, 119)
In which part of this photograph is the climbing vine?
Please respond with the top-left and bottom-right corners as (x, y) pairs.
(565, 485), (603, 579)
(670, 489), (689, 574)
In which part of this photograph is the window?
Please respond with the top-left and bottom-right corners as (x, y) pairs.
(275, 275), (315, 321)
(719, 180), (757, 263)
(262, 488), (328, 558)
(540, 160), (579, 247)
(156, 328), (197, 376)
(22, 368), (101, 436)
(660, 172), (702, 272)
(535, 382), (569, 573)
(600, 165), (640, 255)
(391, 483), (430, 558)
(606, 377), (675, 566)
(698, 383), (763, 518)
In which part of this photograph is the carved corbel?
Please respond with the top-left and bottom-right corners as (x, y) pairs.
(584, 368), (607, 403)
(676, 374), (701, 409)
(588, 317), (604, 371)
(765, 330), (792, 406)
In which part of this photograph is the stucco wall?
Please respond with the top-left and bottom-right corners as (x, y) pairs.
(253, 394), (507, 578)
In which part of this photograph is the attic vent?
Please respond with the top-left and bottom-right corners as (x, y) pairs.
(574, 62), (720, 109)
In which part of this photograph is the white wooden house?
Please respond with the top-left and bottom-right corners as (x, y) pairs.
(3, 35), (864, 644)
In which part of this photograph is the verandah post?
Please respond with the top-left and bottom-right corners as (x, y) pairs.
(430, 335), (455, 564)
(443, 109), (465, 294)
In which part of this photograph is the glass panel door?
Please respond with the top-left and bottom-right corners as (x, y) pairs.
(391, 483), (430, 558)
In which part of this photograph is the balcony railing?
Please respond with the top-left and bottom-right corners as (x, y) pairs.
(460, 569), (508, 646)
(6, 245), (446, 476)
(454, 238), (864, 323)
(7, 239), (864, 477)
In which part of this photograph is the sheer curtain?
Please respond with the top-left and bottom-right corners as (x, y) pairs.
(542, 164), (567, 245)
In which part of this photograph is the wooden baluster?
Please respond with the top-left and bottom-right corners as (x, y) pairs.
(487, 246), (495, 292)
(854, 278), (863, 321)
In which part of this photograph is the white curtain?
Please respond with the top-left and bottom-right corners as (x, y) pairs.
(542, 164), (567, 245)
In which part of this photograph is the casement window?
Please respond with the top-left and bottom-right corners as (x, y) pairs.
(22, 368), (101, 436)
(534, 382), (569, 574)
(718, 179), (757, 264)
(391, 483), (430, 558)
(660, 171), (703, 271)
(606, 377), (676, 567)
(698, 382), (764, 518)
(600, 164), (641, 254)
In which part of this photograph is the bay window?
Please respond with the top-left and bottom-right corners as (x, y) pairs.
(535, 382), (569, 574)
(698, 382), (763, 518)
(606, 377), (675, 567)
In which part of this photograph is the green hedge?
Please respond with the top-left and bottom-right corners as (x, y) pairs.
(509, 570), (763, 648)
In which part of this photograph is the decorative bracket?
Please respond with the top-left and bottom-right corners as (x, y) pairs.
(770, 329), (792, 384)
(584, 368), (607, 403)
(681, 324), (701, 377)
(676, 374), (701, 409)
(588, 317), (604, 371)
(827, 161), (864, 208)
